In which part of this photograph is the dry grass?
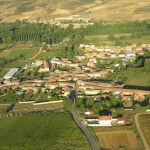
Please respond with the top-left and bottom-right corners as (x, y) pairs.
(139, 114), (150, 147)
(94, 128), (139, 150)
(0, 0), (150, 22)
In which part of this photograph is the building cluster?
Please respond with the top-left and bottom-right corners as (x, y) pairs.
(85, 114), (125, 127)
(0, 44), (150, 122)
(26, 15), (93, 29)
(80, 44), (150, 66)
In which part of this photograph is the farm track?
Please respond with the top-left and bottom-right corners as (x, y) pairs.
(135, 113), (150, 150)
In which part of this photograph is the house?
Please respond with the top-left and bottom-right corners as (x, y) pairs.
(39, 60), (49, 72)
(98, 115), (112, 126)
(84, 109), (94, 115)
(117, 118), (125, 125)
(84, 89), (100, 95)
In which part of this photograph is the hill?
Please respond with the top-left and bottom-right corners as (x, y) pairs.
(0, 0), (150, 22)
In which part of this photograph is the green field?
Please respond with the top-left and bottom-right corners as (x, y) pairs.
(107, 59), (150, 86)
(0, 112), (90, 150)
(84, 34), (150, 46)
(0, 43), (39, 59)
(139, 114), (150, 146)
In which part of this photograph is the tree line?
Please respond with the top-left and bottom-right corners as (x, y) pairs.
(0, 20), (150, 47)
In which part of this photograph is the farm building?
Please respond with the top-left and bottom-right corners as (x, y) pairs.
(3, 68), (19, 80)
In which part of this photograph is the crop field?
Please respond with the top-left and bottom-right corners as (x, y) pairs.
(94, 128), (139, 150)
(139, 114), (150, 146)
(0, 43), (39, 59)
(0, 112), (90, 150)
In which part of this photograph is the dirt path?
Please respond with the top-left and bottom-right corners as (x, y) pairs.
(135, 113), (150, 150)
(30, 47), (42, 60)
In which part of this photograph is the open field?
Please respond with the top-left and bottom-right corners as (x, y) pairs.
(0, 43), (39, 59)
(0, 0), (150, 22)
(107, 58), (150, 86)
(94, 127), (139, 150)
(84, 34), (150, 46)
(0, 112), (90, 150)
(139, 114), (150, 147)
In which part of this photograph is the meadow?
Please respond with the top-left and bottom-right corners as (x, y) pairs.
(139, 114), (150, 146)
(0, 112), (90, 150)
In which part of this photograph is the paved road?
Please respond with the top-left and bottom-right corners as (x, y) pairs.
(71, 104), (100, 150)
(135, 113), (150, 150)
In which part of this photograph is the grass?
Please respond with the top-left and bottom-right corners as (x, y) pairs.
(84, 34), (150, 46)
(0, 43), (39, 59)
(3, 60), (30, 68)
(107, 59), (150, 86)
(0, 69), (9, 78)
(139, 114), (150, 146)
(0, 112), (90, 150)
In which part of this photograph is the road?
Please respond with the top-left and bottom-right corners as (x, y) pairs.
(135, 113), (150, 150)
(71, 104), (100, 150)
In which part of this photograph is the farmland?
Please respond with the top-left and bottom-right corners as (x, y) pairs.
(94, 127), (139, 150)
(0, 112), (90, 150)
(0, 43), (39, 59)
(139, 114), (150, 146)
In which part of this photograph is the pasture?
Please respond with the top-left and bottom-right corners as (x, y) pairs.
(0, 112), (90, 150)
(0, 43), (39, 59)
(139, 114), (150, 146)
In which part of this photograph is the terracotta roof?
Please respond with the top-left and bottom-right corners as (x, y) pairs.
(98, 116), (112, 120)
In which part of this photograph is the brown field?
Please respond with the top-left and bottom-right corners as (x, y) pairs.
(139, 114), (150, 146)
(0, 0), (150, 22)
(95, 128), (139, 150)
(0, 104), (10, 112)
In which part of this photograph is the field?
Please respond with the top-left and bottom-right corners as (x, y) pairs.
(0, 43), (39, 59)
(84, 34), (150, 46)
(0, 112), (90, 150)
(0, 42), (39, 77)
(139, 114), (150, 146)
(94, 128), (139, 150)
(107, 58), (150, 87)
(0, 0), (150, 22)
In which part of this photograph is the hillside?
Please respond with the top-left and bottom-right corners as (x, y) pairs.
(0, 0), (150, 22)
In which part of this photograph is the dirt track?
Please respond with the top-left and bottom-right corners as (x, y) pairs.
(135, 113), (150, 150)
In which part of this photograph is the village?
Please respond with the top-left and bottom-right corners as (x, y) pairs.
(0, 43), (150, 127)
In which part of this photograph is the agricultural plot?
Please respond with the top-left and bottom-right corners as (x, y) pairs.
(0, 112), (90, 150)
(95, 129), (139, 150)
(0, 43), (39, 59)
(139, 114), (150, 146)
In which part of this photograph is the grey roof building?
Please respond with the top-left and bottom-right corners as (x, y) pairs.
(3, 68), (19, 80)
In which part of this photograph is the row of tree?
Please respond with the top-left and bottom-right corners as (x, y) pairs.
(0, 20), (150, 46)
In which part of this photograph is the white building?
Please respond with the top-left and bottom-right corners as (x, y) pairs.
(3, 68), (19, 80)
